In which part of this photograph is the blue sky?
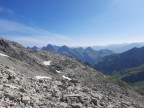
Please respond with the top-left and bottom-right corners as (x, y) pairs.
(0, 0), (144, 47)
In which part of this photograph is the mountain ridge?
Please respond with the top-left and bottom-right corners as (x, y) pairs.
(94, 46), (144, 89)
(92, 42), (144, 53)
(28, 44), (114, 65)
(0, 37), (144, 107)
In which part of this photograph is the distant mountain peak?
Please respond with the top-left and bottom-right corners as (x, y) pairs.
(28, 44), (113, 65)
(61, 45), (69, 48)
(85, 47), (93, 51)
(92, 42), (144, 53)
(46, 44), (53, 47)
(94, 46), (144, 89)
(0, 38), (144, 107)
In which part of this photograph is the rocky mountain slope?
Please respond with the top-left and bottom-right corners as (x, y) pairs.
(28, 44), (113, 65)
(0, 38), (144, 108)
(94, 47), (144, 89)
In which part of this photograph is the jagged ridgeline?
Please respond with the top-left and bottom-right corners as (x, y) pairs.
(0, 38), (144, 108)
(28, 44), (113, 66)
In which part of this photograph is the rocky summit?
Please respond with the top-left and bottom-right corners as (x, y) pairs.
(0, 38), (144, 108)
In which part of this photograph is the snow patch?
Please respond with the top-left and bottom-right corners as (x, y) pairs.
(4, 84), (17, 89)
(7, 69), (16, 75)
(43, 61), (51, 66)
(62, 75), (71, 81)
(56, 70), (62, 73)
(35, 76), (52, 80)
(0, 53), (9, 57)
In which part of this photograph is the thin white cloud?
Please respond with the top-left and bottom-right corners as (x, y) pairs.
(1, 18), (143, 47)
(0, 19), (46, 35)
(4, 36), (48, 47)
(0, 19), (73, 47)
(0, 7), (14, 14)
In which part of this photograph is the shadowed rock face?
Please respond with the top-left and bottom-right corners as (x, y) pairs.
(94, 46), (144, 89)
(0, 38), (144, 108)
(94, 47), (144, 75)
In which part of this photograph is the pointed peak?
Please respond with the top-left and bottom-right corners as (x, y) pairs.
(85, 47), (93, 51)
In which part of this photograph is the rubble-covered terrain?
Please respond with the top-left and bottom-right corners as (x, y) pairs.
(0, 38), (144, 108)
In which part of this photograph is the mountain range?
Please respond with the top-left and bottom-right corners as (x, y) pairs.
(28, 44), (113, 65)
(0, 37), (144, 107)
(94, 47), (144, 89)
(92, 42), (144, 53)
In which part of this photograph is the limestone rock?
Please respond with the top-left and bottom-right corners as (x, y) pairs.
(22, 96), (31, 104)
(71, 103), (82, 108)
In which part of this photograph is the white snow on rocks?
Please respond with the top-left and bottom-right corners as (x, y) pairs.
(0, 53), (9, 57)
(56, 70), (62, 74)
(4, 84), (17, 89)
(43, 61), (51, 66)
(35, 76), (52, 80)
(62, 75), (71, 81)
(7, 69), (16, 75)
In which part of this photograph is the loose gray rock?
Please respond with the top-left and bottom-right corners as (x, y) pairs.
(22, 96), (31, 104)
(0, 38), (143, 108)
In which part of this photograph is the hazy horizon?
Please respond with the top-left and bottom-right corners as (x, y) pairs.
(25, 42), (144, 48)
(0, 0), (144, 47)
